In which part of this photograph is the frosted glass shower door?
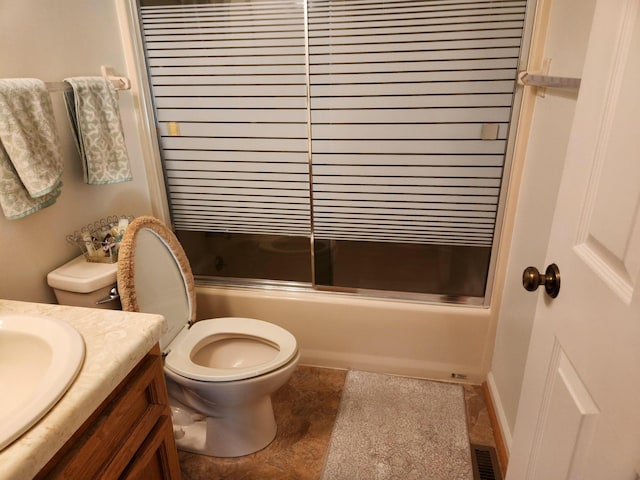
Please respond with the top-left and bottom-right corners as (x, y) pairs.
(307, 0), (526, 297)
(137, 0), (528, 301)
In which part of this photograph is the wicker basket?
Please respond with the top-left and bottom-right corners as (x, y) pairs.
(66, 215), (134, 263)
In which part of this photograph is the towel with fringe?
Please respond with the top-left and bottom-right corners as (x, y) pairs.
(64, 76), (132, 185)
(0, 78), (63, 220)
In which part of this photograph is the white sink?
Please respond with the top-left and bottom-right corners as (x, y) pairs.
(0, 313), (85, 451)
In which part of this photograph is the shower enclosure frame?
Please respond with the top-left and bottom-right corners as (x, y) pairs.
(115, 0), (537, 307)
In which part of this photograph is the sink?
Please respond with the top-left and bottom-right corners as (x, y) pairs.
(0, 313), (85, 451)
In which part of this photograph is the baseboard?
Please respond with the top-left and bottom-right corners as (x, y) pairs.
(483, 373), (513, 475)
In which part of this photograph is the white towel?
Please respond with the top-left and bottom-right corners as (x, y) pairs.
(64, 77), (132, 185)
(0, 78), (63, 219)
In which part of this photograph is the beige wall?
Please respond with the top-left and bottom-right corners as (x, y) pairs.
(488, 0), (596, 448)
(0, 1), (153, 302)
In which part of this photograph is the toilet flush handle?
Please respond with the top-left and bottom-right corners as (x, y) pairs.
(96, 286), (120, 305)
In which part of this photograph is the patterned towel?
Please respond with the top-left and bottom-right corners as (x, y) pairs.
(0, 78), (63, 219)
(64, 77), (132, 184)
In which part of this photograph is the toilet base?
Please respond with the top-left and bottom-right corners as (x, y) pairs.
(171, 395), (277, 457)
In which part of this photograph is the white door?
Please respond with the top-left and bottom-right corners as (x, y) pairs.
(507, 0), (640, 478)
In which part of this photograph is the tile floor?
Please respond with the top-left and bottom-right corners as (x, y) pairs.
(178, 366), (498, 480)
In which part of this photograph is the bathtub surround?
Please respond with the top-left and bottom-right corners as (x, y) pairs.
(63, 76), (132, 185)
(0, 78), (63, 219)
(321, 371), (472, 480)
(196, 285), (493, 384)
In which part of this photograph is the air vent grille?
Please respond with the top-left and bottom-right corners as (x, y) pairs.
(471, 444), (503, 480)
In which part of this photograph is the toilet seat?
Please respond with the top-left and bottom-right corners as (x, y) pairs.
(165, 317), (298, 382)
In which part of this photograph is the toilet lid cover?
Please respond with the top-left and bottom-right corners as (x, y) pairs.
(164, 317), (298, 382)
(117, 216), (195, 351)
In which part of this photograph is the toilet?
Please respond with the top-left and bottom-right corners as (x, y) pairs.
(48, 216), (300, 457)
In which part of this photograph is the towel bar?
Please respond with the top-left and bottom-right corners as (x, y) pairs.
(517, 71), (581, 91)
(45, 76), (131, 93)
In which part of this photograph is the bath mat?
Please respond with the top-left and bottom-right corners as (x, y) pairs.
(321, 370), (473, 480)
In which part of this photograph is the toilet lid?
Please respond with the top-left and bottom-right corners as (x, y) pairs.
(117, 217), (196, 352)
(164, 317), (298, 382)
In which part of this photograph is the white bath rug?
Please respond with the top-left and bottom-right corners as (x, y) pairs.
(321, 370), (473, 480)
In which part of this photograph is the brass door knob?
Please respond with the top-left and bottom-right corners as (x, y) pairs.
(522, 264), (560, 298)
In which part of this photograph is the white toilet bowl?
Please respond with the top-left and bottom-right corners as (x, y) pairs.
(166, 317), (298, 382)
(114, 216), (301, 457)
(161, 317), (299, 456)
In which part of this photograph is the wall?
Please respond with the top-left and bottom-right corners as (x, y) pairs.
(0, 0), (153, 302)
(488, 0), (596, 449)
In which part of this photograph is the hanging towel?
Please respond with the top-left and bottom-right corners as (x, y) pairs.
(63, 76), (132, 185)
(0, 78), (63, 219)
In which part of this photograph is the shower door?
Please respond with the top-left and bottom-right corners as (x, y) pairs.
(137, 0), (529, 303)
(306, 0), (524, 298)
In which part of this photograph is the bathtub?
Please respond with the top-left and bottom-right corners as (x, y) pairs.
(195, 285), (494, 384)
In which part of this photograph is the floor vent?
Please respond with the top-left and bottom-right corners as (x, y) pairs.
(471, 444), (503, 480)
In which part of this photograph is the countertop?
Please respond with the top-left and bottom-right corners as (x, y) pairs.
(0, 299), (166, 480)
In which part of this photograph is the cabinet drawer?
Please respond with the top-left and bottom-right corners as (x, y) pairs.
(121, 415), (182, 480)
(36, 346), (180, 479)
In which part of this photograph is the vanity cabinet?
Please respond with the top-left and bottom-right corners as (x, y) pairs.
(35, 345), (182, 479)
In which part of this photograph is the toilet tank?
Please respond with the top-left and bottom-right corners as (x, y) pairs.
(47, 255), (120, 310)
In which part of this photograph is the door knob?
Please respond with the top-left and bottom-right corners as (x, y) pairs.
(522, 264), (560, 298)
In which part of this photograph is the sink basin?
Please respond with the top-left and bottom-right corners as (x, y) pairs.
(0, 313), (85, 451)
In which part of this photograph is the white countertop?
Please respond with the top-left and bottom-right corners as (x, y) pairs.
(0, 300), (166, 480)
